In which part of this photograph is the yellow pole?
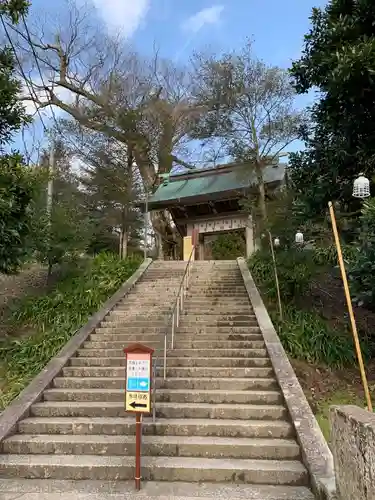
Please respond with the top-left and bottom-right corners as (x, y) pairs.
(328, 201), (373, 412)
(268, 231), (283, 321)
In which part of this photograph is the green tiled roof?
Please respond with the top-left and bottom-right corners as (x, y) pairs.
(147, 163), (286, 209)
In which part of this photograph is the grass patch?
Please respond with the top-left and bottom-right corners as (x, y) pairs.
(270, 305), (363, 368)
(315, 389), (364, 442)
(0, 253), (141, 410)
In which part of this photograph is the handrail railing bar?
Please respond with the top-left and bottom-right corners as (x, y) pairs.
(163, 245), (195, 377)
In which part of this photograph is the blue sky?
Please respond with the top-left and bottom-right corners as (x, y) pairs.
(13, 0), (328, 161)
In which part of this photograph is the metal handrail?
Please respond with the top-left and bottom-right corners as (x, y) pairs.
(164, 244), (195, 376)
(151, 246), (196, 423)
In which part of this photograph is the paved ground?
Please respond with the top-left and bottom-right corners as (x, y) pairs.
(0, 480), (315, 500)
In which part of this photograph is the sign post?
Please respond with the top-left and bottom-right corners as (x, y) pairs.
(124, 343), (154, 491)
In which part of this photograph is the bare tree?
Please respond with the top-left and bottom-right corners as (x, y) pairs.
(11, 0), (203, 258)
(191, 41), (306, 223)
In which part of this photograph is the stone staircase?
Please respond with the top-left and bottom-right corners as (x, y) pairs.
(0, 260), (315, 500)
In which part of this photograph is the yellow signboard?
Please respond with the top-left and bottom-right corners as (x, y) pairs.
(126, 391), (151, 413)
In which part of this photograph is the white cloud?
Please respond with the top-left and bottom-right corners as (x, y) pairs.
(92, 0), (150, 36)
(22, 80), (74, 119)
(182, 5), (224, 34)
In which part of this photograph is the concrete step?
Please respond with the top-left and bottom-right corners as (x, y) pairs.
(168, 348), (269, 358)
(2, 434), (300, 460)
(0, 480), (314, 500)
(69, 356), (269, 368)
(76, 348), (269, 358)
(30, 401), (288, 420)
(183, 304), (252, 310)
(182, 308), (254, 314)
(180, 314), (257, 320)
(0, 454), (309, 484)
(178, 320), (259, 326)
(43, 388), (283, 405)
(177, 326), (261, 333)
(95, 326), (167, 334)
(62, 366), (273, 378)
(83, 340), (266, 350)
(187, 292), (248, 296)
(89, 333), (264, 343)
(94, 326), (261, 334)
(53, 377), (278, 391)
(17, 417), (294, 438)
(100, 321), (170, 328)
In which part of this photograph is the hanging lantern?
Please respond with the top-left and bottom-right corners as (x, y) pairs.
(352, 173), (370, 198)
(295, 231), (304, 244)
(274, 237), (280, 247)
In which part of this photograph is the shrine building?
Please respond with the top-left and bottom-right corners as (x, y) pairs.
(146, 161), (286, 260)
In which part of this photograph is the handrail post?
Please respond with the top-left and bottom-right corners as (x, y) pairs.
(171, 311), (175, 349)
(163, 334), (167, 380)
(152, 358), (156, 423)
(176, 295), (180, 328)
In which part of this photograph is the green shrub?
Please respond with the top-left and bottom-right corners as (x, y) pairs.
(249, 249), (316, 302)
(312, 243), (358, 267)
(271, 306), (362, 368)
(0, 252), (141, 409)
(350, 197), (375, 309)
(211, 232), (246, 260)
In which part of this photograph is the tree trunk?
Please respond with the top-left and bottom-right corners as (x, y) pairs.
(119, 231), (124, 259)
(255, 162), (267, 223)
(122, 230), (128, 259)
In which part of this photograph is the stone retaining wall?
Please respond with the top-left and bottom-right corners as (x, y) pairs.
(330, 405), (375, 500)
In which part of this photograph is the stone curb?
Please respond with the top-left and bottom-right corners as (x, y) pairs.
(0, 258), (153, 444)
(237, 257), (337, 500)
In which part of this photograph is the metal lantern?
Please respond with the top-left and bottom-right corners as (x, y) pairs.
(295, 231), (304, 244)
(352, 173), (370, 199)
(274, 237), (280, 247)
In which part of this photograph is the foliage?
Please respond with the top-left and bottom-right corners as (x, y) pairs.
(211, 232), (246, 260)
(78, 137), (142, 258)
(0, 253), (141, 409)
(0, 0), (36, 274)
(271, 306), (360, 368)
(249, 249), (316, 302)
(0, 157), (39, 273)
(350, 197), (375, 309)
(289, 0), (375, 219)
(249, 251), (366, 368)
(191, 41), (305, 220)
(31, 142), (93, 272)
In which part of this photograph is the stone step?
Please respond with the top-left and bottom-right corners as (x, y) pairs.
(178, 320), (259, 326)
(43, 388), (283, 405)
(168, 348), (269, 358)
(0, 480), (313, 500)
(53, 377), (278, 391)
(183, 305), (252, 310)
(17, 417), (294, 438)
(62, 366), (273, 379)
(100, 321), (171, 327)
(95, 326), (261, 334)
(30, 401), (288, 420)
(177, 326), (261, 333)
(83, 340), (265, 350)
(186, 293), (249, 297)
(89, 333), (264, 343)
(172, 341), (265, 349)
(77, 348), (269, 358)
(2, 434), (300, 460)
(0, 454), (308, 484)
(180, 314), (257, 320)
(70, 356), (269, 368)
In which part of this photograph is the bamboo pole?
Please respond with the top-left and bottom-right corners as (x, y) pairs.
(328, 201), (373, 412)
(268, 231), (283, 321)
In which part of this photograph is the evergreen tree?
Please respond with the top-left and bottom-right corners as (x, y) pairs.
(0, 0), (37, 273)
